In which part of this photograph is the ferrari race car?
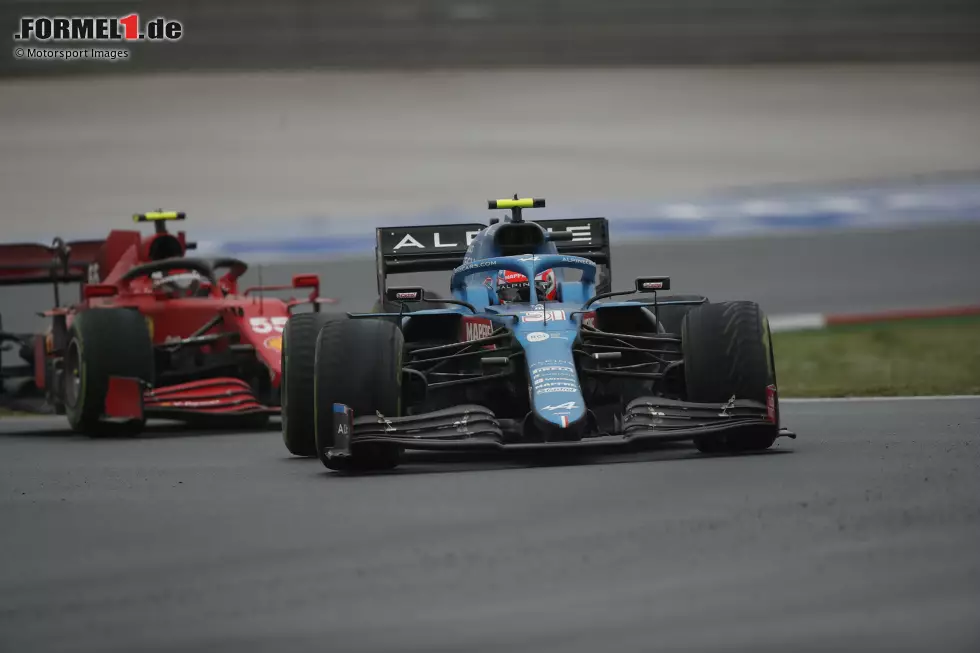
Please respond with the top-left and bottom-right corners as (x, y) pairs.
(0, 211), (333, 435)
(280, 197), (796, 472)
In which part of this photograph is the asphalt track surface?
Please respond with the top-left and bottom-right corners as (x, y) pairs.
(1, 397), (978, 652)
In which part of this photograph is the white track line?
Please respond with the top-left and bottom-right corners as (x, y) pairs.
(769, 314), (827, 332)
(769, 305), (980, 332)
(782, 395), (980, 403)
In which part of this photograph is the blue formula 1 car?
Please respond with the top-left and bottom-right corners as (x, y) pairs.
(280, 197), (796, 472)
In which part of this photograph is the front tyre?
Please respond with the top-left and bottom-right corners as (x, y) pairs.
(64, 309), (154, 437)
(681, 300), (777, 453)
(314, 318), (404, 471)
(281, 312), (342, 457)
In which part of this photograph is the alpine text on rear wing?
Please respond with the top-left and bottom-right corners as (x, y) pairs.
(375, 217), (611, 294)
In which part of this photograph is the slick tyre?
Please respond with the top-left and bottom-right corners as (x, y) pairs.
(64, 309), (154, 437)
(652, 295), (708, 335)
(314, 318), (403, 471)
(682, 300), (777, 453)
(627, 295), (708, 334)
(281, 312), (342, 457)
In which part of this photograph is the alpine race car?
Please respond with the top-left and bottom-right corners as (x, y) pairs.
(0, 211), (334, 435)
(280, 197), (795, 471)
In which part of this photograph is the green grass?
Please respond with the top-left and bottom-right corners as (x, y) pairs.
(773, 315), (980, 397)
(2, 316), (976, 413)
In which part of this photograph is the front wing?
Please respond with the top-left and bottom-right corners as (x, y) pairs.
(105, 377), (279, 422)
(325, 397), (796, 463)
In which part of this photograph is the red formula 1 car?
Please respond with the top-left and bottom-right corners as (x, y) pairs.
(0, 211), (333, 435)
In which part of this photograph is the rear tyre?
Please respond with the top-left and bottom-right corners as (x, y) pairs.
(314, 318), (403, 471)
(281, 312), (342, 457)
(681, 301), (777, 453)
(653, 294), (709, 334)
(63, 309), (154, 437)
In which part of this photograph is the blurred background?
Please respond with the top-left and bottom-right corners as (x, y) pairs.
(1, 0), (979, 317)
(4, 0), (980, 73)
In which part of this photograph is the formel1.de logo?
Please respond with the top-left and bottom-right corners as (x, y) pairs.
(14, 14), (183, 42)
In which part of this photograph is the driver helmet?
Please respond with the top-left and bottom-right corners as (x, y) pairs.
(151, 270), (209, 297)
(494, 269), (557, 304)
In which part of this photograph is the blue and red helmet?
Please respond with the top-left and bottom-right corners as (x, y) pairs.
(492, 268), (557, 303)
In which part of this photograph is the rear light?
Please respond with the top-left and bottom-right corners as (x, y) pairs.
(83, 284), (118, 299)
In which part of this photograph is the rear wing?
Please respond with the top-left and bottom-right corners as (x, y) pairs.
(0, 239), (104, 287)
(375, 217), (612, 295)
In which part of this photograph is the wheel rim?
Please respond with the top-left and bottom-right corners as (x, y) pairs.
(65, 340), (82, 408)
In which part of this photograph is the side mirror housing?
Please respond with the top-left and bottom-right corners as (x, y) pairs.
(635, 276), (671, 292)
(385, 287), (425, 303)
(292, 274), (319, 290)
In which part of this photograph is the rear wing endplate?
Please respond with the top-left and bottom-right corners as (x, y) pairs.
(375, 217), (612, 295)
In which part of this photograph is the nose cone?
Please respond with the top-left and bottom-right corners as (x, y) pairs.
(533, 398), (588, 440)
(514, 307), (587, 439)
(524, 340), (586, 438)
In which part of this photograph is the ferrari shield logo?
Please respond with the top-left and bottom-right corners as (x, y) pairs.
(264, 336), (282, 352)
